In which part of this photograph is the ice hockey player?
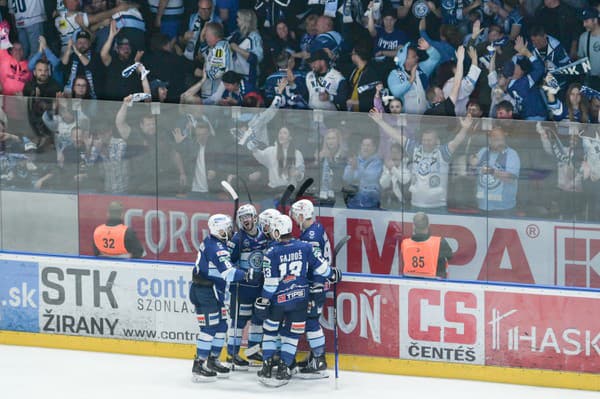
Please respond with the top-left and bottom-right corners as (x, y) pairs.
(254, 214), (342, 387)
(227, 204), (268, 369)
(258, 208), (281, 242)
(190, 213), (255, 382)
(290, 199), (332, 378)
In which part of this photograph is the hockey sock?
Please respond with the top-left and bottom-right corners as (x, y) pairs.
(306, 317), (326, 356)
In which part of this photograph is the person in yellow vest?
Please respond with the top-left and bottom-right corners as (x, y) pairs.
(401, 212), (452, 279)
(93, 201), (145, 258)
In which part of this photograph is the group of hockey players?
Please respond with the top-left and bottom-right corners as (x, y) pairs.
(189, 199), (342, 387)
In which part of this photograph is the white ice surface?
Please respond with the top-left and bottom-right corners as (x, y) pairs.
(0, 344), (597, 399)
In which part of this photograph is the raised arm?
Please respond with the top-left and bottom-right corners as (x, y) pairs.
(447, 115), (472, 155)
(101, 20), (118, 66)
(115, 96), (133, 139)
(448, 45), (465, 105)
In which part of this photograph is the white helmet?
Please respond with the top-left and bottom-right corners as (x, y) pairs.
(208, 213), (233, 240)
(271, 214), (293, 239)
(290, 199), (314, 226)
(237, 203), (257, 231)
(258, 208), (281, 235)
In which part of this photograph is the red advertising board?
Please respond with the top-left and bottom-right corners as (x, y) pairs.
(79, 194), (232, 263)
(320, 280), (400, 358)
(485, 291), (600, 373)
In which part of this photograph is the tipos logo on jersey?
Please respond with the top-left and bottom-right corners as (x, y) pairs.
(400, 287), (484, 364)
(554, 226), (600, 288)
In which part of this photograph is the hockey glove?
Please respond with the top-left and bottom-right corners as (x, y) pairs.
(254, 297), (270, 321)
(328, 267), (342, 283)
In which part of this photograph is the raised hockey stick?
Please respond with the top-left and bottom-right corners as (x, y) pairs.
(221, 180), (239, 226)
(220, 180), (241, 368)
(237, 176), (253, 204)
(332, 235), (351, 388)
(278, 184), (295, 213)
(293, 177), (314, 202)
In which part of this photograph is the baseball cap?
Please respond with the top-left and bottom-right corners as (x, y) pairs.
(150, 79), (169, 90)
(116, 36), (130, 46)
(76, 30), (91, 41)
(581, 7), (599, 20)
(502, 60), (515, 78)
(308, 49), (329, 63)
(515, 56), (532, 74)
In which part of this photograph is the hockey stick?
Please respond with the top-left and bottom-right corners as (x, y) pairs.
(332, 235), (351, 388)
(220, 180), (241, 368)
(278, 184), (295, 213)
(237, 176), (253, 204)
(221, 180), (239, 226)
(293, 177), (314, 202)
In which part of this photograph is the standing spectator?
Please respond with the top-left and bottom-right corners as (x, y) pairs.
(534, 0), (581, 59)
(367, 5), (408, 74)
(60, 30), (101, 98)
(251, 126), (305, 190)
(229, 9), (263, 93)
(581, 131), (600, 221)
(578, 8), (600, 90)
(264, 52), (308, 108)
(294, 13), (319, 72)
(200, 22), (231, 99)
(180, 0), (220, 61)
(317, 127), (348, 205)
(101, 21), (145, 100)
(442, 46), (481, 116)
(214, 0), (238, 34)
(347, 43), (380, 112)
(93, 200), (145, 258)
(309, 16), (344, 58)
(342, 135), (383, 210)
(528, 26), (571, 73)
(23, 60), (61, 149)
(55, 0), (128, 54)
(419, 18), (461, 64)
(89, 119), (128, 194)
(8, 0), (45, 58)
(0, 41), (31, 95)
(387, 37), (441, 115)
(28, 35), (63, 85)
(471, 125), (521, 215)
(380, 142), (411, 209)
(305, 48), (349, 111)
(487, 0), (524, 41)
(401, 212), (452, 279)
(174, 119), (222, 197)
(143, 32), (193, 101)
(103, 0), (147, 53)
(425, 45), (466, 118)
(149, 0), (185, 39)
(265, 20), (299, 73)
(371, 112), (472, 211)
(505, 36), (547, 120)
(537, 122), (585, 220)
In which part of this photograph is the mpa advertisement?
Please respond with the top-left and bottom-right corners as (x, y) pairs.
(77, 194), (600, 288)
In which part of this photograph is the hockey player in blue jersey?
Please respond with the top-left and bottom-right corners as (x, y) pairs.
(254, 214), (341, 387)
(258, 208), (281, 243)
(226, 204), (268, 369)
(290, 199), (332, 378)
(190, 213), (255, 382)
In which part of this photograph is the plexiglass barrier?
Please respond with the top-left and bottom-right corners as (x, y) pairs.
(0, 94), (598, 288)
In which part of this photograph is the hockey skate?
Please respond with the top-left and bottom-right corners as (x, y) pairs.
(226, 354), (249, 371)
(207, 356), (231, 379)
(275, 359), (293, 383)
(191, 358), (217, 383)
(245, 345), (263, 367)
(296, 354), (329, 379)
(258, 358), (288, 387)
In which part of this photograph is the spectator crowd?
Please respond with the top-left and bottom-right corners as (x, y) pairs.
(0, 0), (598, 221)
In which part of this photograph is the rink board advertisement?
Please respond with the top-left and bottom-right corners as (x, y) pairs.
(0, 252), (599, 374)
(77, 194), (600, 288)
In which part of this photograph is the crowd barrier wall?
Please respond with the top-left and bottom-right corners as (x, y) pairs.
(0, 252), (597, 391)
